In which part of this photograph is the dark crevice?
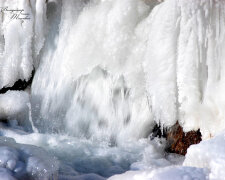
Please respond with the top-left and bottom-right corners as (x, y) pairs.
(0, 70), (34, 94)
(150, 123), (167, 139)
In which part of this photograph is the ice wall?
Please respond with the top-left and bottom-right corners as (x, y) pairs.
(0, 136), (59, 180)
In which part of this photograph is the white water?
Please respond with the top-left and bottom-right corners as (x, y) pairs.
(31, 0), (157, 143)
(1, 0), (225, 179)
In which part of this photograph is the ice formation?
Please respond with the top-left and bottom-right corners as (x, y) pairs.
(144, 0), (225, 139)
(0, 136), (58, 180)
(0, 0), (47, 89)
(1, 0), (225, 179)
(29, 0), (225, 141)
(0, 91), (32, 129)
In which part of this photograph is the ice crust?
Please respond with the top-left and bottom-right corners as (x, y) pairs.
(0, 137), (58, 180)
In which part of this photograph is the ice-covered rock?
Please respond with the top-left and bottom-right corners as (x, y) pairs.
(0, 137), (59, 180)
(0, 168), (16, 180)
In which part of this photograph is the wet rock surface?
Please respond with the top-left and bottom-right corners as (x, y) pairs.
(166, 122), (202, 155)
(151, 122), (202, 155)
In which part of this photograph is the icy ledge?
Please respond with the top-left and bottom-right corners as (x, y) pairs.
(0, 137), (58, 180)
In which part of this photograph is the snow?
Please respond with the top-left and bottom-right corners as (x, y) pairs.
(109, 166), (208, 180)
(184, 132), (225, 179)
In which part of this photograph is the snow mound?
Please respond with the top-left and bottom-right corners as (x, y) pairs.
(184, 132), (225, 179)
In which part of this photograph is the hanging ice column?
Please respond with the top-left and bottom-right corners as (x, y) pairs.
(0, 0), (47, 89)
(144, 0), (225, 139)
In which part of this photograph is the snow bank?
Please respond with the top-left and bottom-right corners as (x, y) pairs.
(184, 132), (225, 179)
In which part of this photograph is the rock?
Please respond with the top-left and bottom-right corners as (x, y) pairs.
(166, 122), (202, 155)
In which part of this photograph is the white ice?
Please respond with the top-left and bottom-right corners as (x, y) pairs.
(0, 91), (33, 130)
(0, 136), (58, 180)
(0, 0), (47, 88)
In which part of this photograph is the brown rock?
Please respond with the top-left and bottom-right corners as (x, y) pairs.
(166, 122), (202, 155)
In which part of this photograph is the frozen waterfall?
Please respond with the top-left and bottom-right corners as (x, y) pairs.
(29, 0), (225, 140)
(1, 0), (225, 179)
